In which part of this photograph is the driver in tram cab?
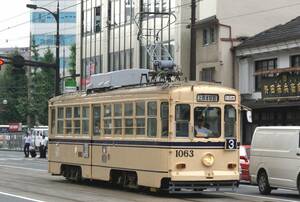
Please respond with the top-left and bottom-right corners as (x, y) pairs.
(194, 117), (212, 137)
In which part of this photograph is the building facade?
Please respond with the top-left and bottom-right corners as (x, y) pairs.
(195, 0), (300, 87)
(77, 0), (190, 89)
(77, 0), (300, 90)
(236, 17), (300, 144)
(29, 0), (76, 77)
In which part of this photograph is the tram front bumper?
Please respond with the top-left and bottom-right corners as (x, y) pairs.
(170, 170), (239, 181)
(168, 180), (239, 193)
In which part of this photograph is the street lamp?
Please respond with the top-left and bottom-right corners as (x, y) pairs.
(27, 2), (60, 96)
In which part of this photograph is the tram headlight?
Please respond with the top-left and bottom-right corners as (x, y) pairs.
(202, 153), (215, 167)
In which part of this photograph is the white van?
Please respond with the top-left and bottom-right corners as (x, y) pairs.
(250, 126), (300, 195)
(31, 126), (48, 149)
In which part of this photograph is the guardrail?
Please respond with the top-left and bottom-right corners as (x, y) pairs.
(0, 132), (25, 151)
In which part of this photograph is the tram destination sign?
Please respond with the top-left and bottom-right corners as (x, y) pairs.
(262, 73), (300, 99)
(197, 94), (219, 102)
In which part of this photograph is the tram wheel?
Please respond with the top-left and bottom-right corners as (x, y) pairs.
(257, 170), (271, 195)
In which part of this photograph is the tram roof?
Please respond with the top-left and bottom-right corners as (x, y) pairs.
(49, 81), (239, 103)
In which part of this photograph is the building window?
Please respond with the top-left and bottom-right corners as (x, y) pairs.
(291, 55), (300, 67)
(31, 12), (76, 23)
(210, 27), (215, 43)
(94, 6), (101, 33)
(255, 58), (277, 92)
(200, 67), (215, 82)
(125, 0), (134, 23)
(203, 27), (216, 45)
(203, 29), (208, 45)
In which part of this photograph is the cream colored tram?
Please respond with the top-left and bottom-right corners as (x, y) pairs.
(48, 82), (240, 193)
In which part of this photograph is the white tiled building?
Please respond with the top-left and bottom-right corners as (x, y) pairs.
(29, 0), (76, 77)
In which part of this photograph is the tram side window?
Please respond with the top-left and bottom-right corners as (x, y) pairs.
(93, 105), (101, 135)
(175, 104), (190, 137)
(147, 101), (157, 137)
(224, 105), (236, 138)
(161, 102), (169, 137)
(136, 101), (145, 135)
(65, 107), (72, 135)
(124, 103), (133, 135)
(82, 106), (90, 135)
(114, 103), (123, 135)
(51, 108), (55, 134)
(57, 107), (64, 134)
(104, 104), (112, 135)
(73, 106), (81, 135)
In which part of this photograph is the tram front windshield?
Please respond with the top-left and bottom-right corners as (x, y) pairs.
(194, 107), (221, 138)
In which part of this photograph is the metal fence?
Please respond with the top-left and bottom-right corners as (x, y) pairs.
(0, 132), (25, 151)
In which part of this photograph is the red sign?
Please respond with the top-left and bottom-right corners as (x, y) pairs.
(8, 123), (22, 132)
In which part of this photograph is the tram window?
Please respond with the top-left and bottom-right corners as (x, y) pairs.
(104, 104), (112, 117)
(114, 103), (122, 117)
(114, 103), (123, 135)
(73, 106), (81, 134)
(194, 107), (221, 138)
(136, 101), (145, 135)
(104, 104), (112, 135)
(161, 102), (169, 137)
(125, 103), (133, 116)
(65, 107), (72, 135)
(224, 105), (236, 138)
(51, 108), (55, 134)
(136, 101), (145, 116)
(125, 103), (133, 135)
(93, 106), (101, 135)
(136, 118), (145, 135)
(57, 107), (64, 134)
(125, 118), (133, 135)
(82, 106), (89, 135)
(147, 101), (157, 137)
(175, 104), (190, 137)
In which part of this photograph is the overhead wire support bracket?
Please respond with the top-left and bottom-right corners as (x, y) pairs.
(134, 11), (181, 82)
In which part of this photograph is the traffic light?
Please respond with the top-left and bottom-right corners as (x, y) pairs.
(0, 58), (5, 68)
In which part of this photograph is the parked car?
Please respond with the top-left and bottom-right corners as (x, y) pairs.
(240, 145), (251, 182)
(250, 126), (300, 195)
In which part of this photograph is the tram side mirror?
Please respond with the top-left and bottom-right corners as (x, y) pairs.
(246, 110), (252, 123)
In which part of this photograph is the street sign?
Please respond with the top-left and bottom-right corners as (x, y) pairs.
(64, 78), (77, 93)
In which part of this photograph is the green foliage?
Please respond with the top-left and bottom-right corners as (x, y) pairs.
(0, 51), (28, 124)
(30, 47), (55, 125)
(0, 47), (55, 126)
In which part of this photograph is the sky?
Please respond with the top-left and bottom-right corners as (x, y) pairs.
(0, 0), (31, 48)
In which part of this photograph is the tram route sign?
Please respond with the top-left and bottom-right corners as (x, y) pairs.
(197, 94), (219, 102)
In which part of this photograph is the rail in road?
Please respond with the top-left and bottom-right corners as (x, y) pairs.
(0, 151), (299, 202)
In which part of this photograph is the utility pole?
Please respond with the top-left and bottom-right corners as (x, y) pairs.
(189, 0), (196, 81)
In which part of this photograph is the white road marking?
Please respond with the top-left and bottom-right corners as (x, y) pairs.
(240, 184), (296, 192)
(225, 192), (299, 202)
(0, 191), (45, 202)
(0, 164), (47, 172)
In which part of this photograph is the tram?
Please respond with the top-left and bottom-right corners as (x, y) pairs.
(48, 69), (241, 193)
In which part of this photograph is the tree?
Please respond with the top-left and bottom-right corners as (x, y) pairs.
(31, 47), (55, 125)
(0, 49), (28, 124)
(69, 44), (76, 77)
